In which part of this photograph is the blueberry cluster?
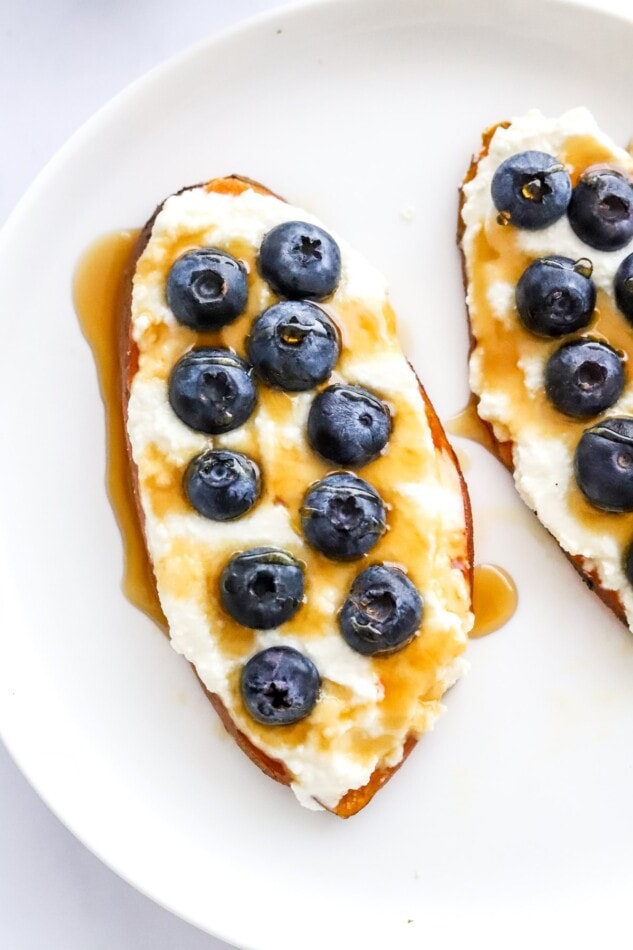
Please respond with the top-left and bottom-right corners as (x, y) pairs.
(491, 151), (633, 574)
(163, 219), (423, 726)
(491, 151), (633, 249)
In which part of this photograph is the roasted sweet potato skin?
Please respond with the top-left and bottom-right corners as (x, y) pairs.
(122, 177), (474, 816)
(459, 129), (627, 627)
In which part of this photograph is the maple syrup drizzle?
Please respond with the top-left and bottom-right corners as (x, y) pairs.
(446, 395), (498, 455)
(73, 231), (167, 633)
(470, 564), (518, 638)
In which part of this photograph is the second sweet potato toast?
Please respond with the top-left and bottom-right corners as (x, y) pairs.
(123, 175), (473, 816)
(460, 108), (633, 629)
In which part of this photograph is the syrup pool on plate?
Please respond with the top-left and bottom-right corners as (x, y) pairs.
(73, 230), (167, 632)
(471, 564), (518, 638)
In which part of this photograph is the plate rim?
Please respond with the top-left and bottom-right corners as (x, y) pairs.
(2, 0), (633, 946)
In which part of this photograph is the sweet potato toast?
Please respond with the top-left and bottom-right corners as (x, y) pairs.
(460, 109), (633, 629)
(123, 175), (473, 815)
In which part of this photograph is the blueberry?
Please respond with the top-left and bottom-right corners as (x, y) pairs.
(184, 450), (260, 521)
(220, 547), (304, 629)
(166, 248), (248, 330)
(491, 150), (571, 229)
(247, 301), (340, 391)
(307, 385), (391, 467)
(339, 565), (423, 656)
(568, 169), (633, 251)
(301, 473), (386, 561)
(515, 256), (596, 337)
(168, 348), (256, 434)
(259, 221), (341, 300)
(574, 417), (633, 512)
(615, 252), (633, 321)
(240, 646), (320, 725)
(545, 339), (624, 418)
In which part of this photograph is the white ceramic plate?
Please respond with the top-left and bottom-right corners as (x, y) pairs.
(3, 0), (633, 946)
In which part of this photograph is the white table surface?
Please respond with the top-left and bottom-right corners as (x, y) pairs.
(0, 3), (278, 947)
(2, 0), (631, 946)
